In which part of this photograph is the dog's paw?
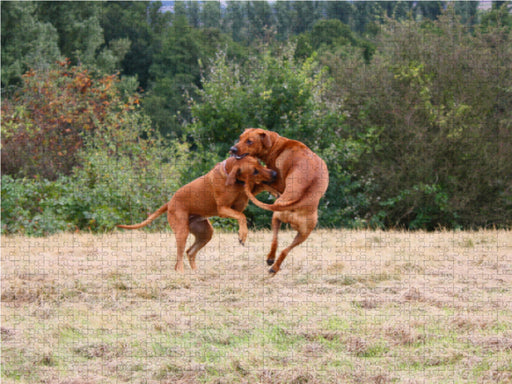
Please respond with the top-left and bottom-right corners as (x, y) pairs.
(266, 259), (275, 266)
(238, 231), (247, 246)
(174, 263), (185, 273)
(268, 267), (277, 275)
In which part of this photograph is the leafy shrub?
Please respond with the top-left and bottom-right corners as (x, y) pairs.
(1, 175), (73, 235)
(73, 114), (190, 233)
(188, 47), (340, 155)
(1, 60), (141, 180)
(1, 136), (189, 236)
(1, 63), (190, 236)
(326, 8), (512, 229)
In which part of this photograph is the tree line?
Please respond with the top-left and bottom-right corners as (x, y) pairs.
(2, 1), (511, 235)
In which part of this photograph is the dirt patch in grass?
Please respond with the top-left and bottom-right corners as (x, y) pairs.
(2, 229), (511, 383)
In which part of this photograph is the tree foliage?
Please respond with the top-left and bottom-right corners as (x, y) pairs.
(188, 47), (339, 155)
(1, 2), (60, 89)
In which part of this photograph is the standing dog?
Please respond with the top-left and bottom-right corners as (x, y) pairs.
(117, 156), (277, 272)
(230, 128), (329, 274)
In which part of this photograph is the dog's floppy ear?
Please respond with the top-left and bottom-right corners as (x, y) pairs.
(259, 132), (272, 149)
(226, 165), (240, 186)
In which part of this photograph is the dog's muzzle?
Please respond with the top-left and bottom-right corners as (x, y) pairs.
(264, 170), (278, 185)
(229, 146), (248, 160)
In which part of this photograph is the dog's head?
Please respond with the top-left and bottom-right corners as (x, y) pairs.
(225, 155), (277, 186)
(229, 128), (273, 160)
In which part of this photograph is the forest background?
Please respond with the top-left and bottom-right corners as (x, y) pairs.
(2, 1), (511, 235)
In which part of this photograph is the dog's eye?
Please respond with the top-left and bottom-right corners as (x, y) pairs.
(246, 139), (253, 145)
(253, 169), (259, 175)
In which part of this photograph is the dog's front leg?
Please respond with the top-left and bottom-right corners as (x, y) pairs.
(217, 207), (248, 245)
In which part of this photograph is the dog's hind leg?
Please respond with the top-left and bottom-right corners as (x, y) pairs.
(168, 210), (189, 273)
(187, 218), (214, 270)
(269, 227), (312, 275)
(266, 215), (281, 266)
(268, 211), (317, 275)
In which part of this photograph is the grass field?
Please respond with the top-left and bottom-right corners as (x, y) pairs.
(2, 229), (511, 383)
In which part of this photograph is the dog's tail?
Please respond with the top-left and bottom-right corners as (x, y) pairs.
(117, 203), (168, 230)
(244, 184), (300, 212)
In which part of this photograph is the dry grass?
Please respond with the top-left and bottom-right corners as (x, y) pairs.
(1, 229), (511, 383)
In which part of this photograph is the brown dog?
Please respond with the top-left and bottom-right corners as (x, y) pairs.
(230, 128), (329, 275)
(117, 156), (277, 272)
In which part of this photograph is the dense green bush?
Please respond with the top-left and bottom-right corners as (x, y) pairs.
(1, 134), (189, 236)
(323, 8), (512, 229)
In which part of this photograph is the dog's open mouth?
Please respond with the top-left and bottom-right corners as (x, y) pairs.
(234, 153), (249, 160)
